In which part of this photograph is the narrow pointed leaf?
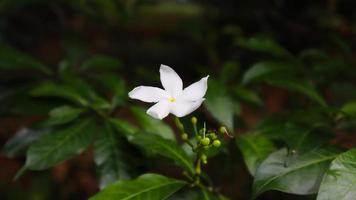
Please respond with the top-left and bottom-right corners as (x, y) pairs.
(80, 55), (122, 71)
(47, 105), (85, 125)
(89, 173), (186, 200)
(109, 118), (138, 136)
(252, 147), (340, 199)
(0, 45), (51, 74)
(242, 61), (295, 85)
(266, 79), (326, 106)
(25, 119), (96, 170)
(129, 133), (195, 174)
(317, 149), (356, 200)
(30, 82), (88, 105)
(236, 37), (290, 57)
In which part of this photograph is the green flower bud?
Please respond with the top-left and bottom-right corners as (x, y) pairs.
(201, 137), (210, 146)
(178, 123), (184, 131)
(175, 118), (184, 131)
(191, 116), (197, 124)
(208, 132), (217, 140)
(201, 154), (207, 164)
(219, 126), (227, 134)
(181, 133), (188, 140)
(213, 140), (221, 147)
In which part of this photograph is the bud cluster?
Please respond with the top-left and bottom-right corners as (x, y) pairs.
(175, 116), (230, 181)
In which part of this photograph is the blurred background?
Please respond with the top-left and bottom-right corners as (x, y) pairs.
(0, 0), (356, 199)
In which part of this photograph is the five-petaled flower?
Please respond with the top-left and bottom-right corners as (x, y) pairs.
(128, 64), (209, 120)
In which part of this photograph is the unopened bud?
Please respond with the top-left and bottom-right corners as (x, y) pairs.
(175, 118), (184, 131)
(219, 126), (227, 134)
(201, 137), (210, 146)
(208, 132), (217, 140)
(181, 133), (188, 140)
(201, 154), (207, 164)
(213, 140), (221, 147)
(191, 116), (197, 124)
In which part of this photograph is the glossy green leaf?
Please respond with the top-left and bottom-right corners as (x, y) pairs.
(81, 55), (122, 71)
(94, 123), (129, 189)
(252, 147), (340, 199)
(0, 45), (51, 74)
(89, 173), (186, 200)
(109, 118), (138, 136)
(205, 95), (237, 131)
(30, 82), (88, 105)
(236, 37), (290, 56)
(236, 134), (275, 175)
(266, 79), (326, 106)
(130, 106), (175, 140)
(205, 79), (239, 131)
(317, 149), (356, 200)
(3, 128), (49, 158)
(25, 119), (96, 170)
(242, 61), (295, 85)
(128, 133), (195, 174)
(47, 105), (85, 125)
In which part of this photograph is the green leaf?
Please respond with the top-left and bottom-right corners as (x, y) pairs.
(3, 128), (49, 158)
(94, 123), (129, 189)
(205, 95), (237, 131)
(128, 133), (195, 174)
(25, 119), (96, 170)
(236, 134), (275, 175)
(252, 147), (340, 199)
(282, 123), (325, 154)
(109, 118), (138, 136)
(81, 55), (122, 71)
(47, 105), (85, 125)
(205, 79), (239, 131)
(236, 36), (290, 56)
(0, 45), (51, 74)
(242, 61), (295, 85)
(266, 79), (327, 106)
(317, 149), (356, 200)
(93, 74), (125, 94)
(93, 73), (127, 106)
(233, 87), (263, 106)
(341, 101), (356, 117)
(89, 173), (186, 200)
(130, 106), (175, 140)
(30, 82), (88, 105)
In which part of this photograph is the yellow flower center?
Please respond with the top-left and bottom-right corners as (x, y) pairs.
(168, 97), (176, 103)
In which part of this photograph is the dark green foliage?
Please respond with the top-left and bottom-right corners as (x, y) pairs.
(1, 1), (356, 200)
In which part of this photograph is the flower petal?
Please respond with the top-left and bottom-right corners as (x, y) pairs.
(160, 64), (183, 97)
(180, 75), (209, 101)
(146, 100), (171, 119)
(170, 98), (205, 117)
(128, 86), (168, 103)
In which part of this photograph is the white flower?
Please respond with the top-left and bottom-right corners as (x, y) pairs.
(128, 64), (209, 120)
